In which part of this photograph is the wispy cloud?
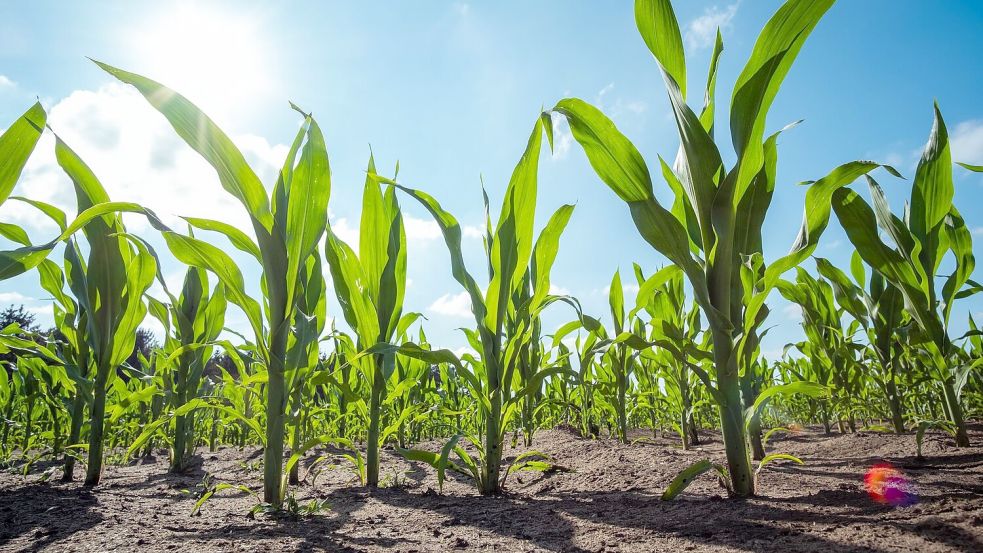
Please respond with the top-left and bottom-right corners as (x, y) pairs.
(548, 112), (574, 161)
(0, 75), (14, 89)
(0, 291), (34, 303)
(685, 3), (739, 50)
(462, 224), (484, 239)
(951, 119), (983, 167)
(594, 83), (648, 123)
(549, 283), (571, 296)
(782, 303), (802, 322)
(429, 291), (473, 318)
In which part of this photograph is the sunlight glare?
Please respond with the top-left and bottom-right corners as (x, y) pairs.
(125, 3), (276, 123)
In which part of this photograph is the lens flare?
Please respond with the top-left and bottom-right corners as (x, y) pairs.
(864, 463), (917, 507)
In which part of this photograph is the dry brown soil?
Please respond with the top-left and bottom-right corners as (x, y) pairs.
(1, 424), (981, 552)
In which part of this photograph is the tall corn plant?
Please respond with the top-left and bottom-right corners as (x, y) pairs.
(548, 0), (897, 496)
(826, 105), (981, 446)
(322, 154), (406, 488)
(96, 62), (331, 504)
(53, 136), (156, 485)
(387, 117), (578, 494)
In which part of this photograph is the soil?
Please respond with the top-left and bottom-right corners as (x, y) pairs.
(1, 424), (981, 552)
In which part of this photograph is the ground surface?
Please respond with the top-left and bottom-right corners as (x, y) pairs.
(1, 424), (982, 552)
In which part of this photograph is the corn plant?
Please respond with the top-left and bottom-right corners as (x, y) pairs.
(814, 254), (907, 433)
(547, 0), (898, 496)
(51, 136), (156, 485)
(826, 105), (981, 446)
(779, 268), (864, 432)
(322, 154), (406, 487)
(146, 267), (227, 472)
(386, 117), (581, 494)
(34, 257), (93, 480)
(97, 62), (331, 505)
(634, 265), (708, 449)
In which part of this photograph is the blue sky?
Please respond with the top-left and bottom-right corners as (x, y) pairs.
(1, 1), (982, 358)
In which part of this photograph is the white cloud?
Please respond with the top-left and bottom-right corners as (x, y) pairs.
(593, 83), (648, 123)
(462, 224), (484, 239)
(549, 283), (570, 296)
(403, 214), (442, 242)
(429, 291), (473, 318)
(452, 2), (470, 17)
(685, 3), (739, 50)
(973, 227), (983, 236)
(623, 101), (648, 115)
(0, 83), (288, 235)
(782, 303), (802, 322)
(0, 75), (14, 89)
(548, 112), (573, 161)
(0, 292), (34, 303)
(951, 119), (983, 167)
(453, 345), (477, 359)
(330, 216), (360, 251)
(26, 304), (54, 326)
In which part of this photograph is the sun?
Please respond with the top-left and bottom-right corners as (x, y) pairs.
(124, 3), (276, 122)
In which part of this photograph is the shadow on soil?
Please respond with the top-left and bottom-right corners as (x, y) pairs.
(0, 483), (103, 551)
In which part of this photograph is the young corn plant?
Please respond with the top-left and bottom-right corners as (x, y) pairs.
(322, 153), (406, 488)
(814, 254), (907, 433)
(826, 105), (982, 446)
(779, 268), (863, 432)
(385, 116), (582, 494)
(54, 136), (156, 485)
(633, 265), (709, 449)
(35, 257), (91, 480)
(97, 62), (331, 505)
(548, 0), (895, 496)
(146, 267), (227, 472)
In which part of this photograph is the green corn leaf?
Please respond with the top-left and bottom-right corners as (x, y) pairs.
(94, 60), (274, 232)
(182, 217), (262, 262)
(756, 453), (804, 473)
(529, 204), (575, 311)
(9, 197), (68, 232)
(283, 110), (331, 315)
(909, 103), (952, 252)
(745, 381), (827, 428)
(661, 459), (726, 500)
(485, 118), (543, 334)
(634, 0), (687, 100)
(551, 98), (652, 203)
(0, 102), (46, 208)
(730, 0), (834, 196)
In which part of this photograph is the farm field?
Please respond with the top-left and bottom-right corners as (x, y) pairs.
(2, 425), (981, 552)
(1, 0), (982, 551)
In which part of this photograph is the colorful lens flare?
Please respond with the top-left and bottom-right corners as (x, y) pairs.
(864, 463), (917, 507)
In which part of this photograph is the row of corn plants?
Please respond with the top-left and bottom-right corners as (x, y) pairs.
(0, 0), (980, 506)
